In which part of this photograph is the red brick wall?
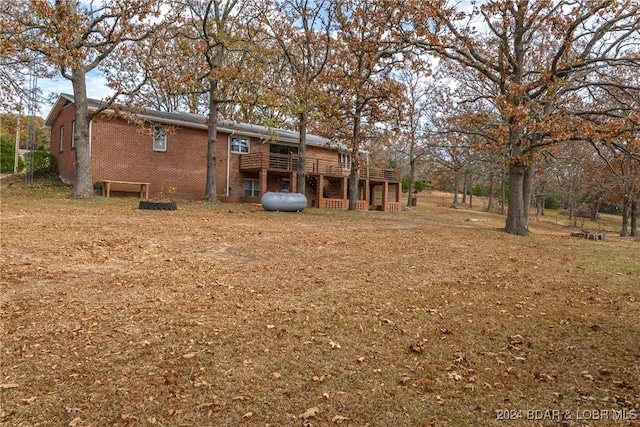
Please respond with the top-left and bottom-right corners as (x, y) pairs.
(51, 103), (346, 202)
(50, 103), (77, 184)
(217, 135), (271, 200)
(91, 116), (210, 199)
(307, 145), (340, 163)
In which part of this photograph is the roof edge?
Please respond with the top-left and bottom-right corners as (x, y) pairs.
(42, 93), (348, 151)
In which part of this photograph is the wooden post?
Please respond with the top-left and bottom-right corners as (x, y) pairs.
(364, 179), (370, 207)
(382, 181), (389, 211)
(342, 177), (348, 201)
(318, 174), (324, 209)
(290, 171), (297, 193)
(260, 169), (268, 197)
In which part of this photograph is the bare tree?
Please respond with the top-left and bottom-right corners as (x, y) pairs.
(390, 62), (432, 207)
(591, 140), (640, 236)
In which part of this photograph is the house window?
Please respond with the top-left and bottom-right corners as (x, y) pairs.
(244, 179), (260, 197)
(59, 126), (64, 152)
(231, 137), (250, 153)
(71, 120), (76, 148)
(270, 144), (298, 155)
(153, 125), (167, 151)
(338, 152), (351, 169)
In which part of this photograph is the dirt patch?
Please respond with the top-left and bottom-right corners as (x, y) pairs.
(1, 178), (639, 426)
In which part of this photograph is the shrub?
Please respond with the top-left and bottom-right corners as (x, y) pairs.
(24, 150), (56, 177)
(1, 137), (25, 173)
(402, 177), (425, 193)
(545, 194), (561, 210)
(472, 184), (488, 197)
(599, 203), (620, 215)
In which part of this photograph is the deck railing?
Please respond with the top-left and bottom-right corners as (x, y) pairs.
(323, 198), (347, 210)
(386, 202), (401, 212)
(320, 199), (399, 212)
(239, 152), (401, 181)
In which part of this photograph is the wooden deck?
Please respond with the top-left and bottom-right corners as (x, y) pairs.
(239, 153), (401, 181)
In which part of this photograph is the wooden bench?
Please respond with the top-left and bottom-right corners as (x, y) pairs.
(102, 180), (150, 199)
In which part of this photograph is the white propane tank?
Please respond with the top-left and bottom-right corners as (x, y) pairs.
(261, 192), (307, 212)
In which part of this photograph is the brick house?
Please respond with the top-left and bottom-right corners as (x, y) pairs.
(43, 93), (402, 211)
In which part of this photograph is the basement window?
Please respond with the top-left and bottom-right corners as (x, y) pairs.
(153, 125), (167, 152)
(244, 179), (260, 197)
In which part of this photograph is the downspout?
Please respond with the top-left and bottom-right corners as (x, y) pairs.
(88, 120), (92, 183)
(226, 130), (237, 197)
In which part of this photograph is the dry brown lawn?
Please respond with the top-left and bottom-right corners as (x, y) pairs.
(1, 176), (639, 427)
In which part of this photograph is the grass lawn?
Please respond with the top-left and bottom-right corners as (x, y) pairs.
(1, 176), (639, 426)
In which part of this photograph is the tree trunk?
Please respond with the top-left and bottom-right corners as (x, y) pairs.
(500, 166), (506, 215)
(486, 172), (494, 212)
(568, 200), (575, 220)
(407, 157), (416, 207)
(535, 180), (545, 220)
(503, 8), (528, 236)
(590, 197), (600, 221)
(536, 196), (543, 219)
(69, 67), (95, 199)
(567, 176), (576, 220)
(297, 111), (308, 194)
(453, 174), (459, 204)
(204, 81), (219, 203)
(505, 140), (529, 236)
(348, 101), (363, 211)
(522, 160), (535, 229)
(620, 196), (630, 236)
(630, 200), (637, 237)
(461, 174), (467, 204)
(348, 152), (359, 210)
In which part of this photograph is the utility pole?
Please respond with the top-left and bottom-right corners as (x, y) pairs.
(14, 103), (22, 174)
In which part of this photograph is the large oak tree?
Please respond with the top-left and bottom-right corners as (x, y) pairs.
(163, 0), (260, 202)
(259, 0), (333, 194)
(5, 0), (163, 198)
(324, 0), (408, 210)
(410, 0), (640, 235)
